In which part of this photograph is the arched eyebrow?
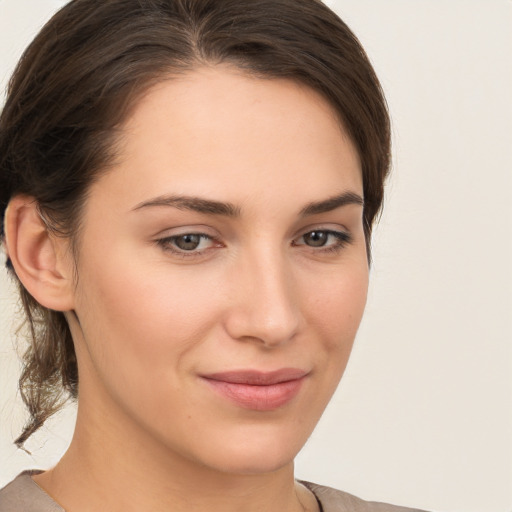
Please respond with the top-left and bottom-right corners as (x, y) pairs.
(299, 191), (364, 216)
(132, 195), (241, 216)
(131, 191), (363, 217)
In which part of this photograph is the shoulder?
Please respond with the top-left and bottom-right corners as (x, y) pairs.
(0, 472), (64, 512)
(301, 481), (429, 512)
(0, 473), (429, 512)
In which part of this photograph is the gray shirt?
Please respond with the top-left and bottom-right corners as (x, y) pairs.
(0, 471), (428, 512)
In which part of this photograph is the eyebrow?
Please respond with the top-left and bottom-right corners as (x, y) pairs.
(132, 195), (241, 216)
(132, 191), (363, 217)
(299, 191), (364, 216)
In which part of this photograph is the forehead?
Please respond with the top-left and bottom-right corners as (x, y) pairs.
(90, 65), (362, 213)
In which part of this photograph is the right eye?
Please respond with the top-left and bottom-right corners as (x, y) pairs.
(156, 233), (219, 257)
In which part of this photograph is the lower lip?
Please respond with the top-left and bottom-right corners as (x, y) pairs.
(202, 377), (305, 411)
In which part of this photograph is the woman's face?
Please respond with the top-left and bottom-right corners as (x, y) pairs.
(68, 66), (368, 474)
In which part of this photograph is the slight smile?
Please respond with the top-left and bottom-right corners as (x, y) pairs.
(200, 369), (309, 411)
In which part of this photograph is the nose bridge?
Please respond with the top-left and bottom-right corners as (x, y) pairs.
(225, 244), (300, 347)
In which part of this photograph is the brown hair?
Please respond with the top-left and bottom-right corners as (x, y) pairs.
(0, 0), (390, 447)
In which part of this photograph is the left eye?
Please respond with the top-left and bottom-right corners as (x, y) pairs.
(295, 230), (351, 249)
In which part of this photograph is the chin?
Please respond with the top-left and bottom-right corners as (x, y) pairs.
(194, 424), (308, 475)
(153, 420), (306, 477)
(205, 447), (298, 476)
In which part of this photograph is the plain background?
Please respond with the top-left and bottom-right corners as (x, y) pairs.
(0, 1), (511, 511)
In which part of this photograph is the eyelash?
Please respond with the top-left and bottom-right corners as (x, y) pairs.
(156, 229), (353, 259)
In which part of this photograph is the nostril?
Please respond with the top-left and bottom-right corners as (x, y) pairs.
(222, 254), (301, 346)
(224, 292), (300, 347)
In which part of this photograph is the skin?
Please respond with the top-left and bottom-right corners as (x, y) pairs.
(8, 65), (368, 512)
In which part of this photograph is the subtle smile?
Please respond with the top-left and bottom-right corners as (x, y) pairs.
(200, 369), (308, 411)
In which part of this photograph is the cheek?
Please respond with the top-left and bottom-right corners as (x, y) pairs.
(306, 262), (369, 344)
(72, 254), (229, 442)
(303, 259), (368, 392)
(74, 252), (222, 384)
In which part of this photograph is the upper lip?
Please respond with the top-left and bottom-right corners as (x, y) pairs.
(201, 368), (308, 385)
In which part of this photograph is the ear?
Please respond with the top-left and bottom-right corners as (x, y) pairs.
(4, 195), (75, 311)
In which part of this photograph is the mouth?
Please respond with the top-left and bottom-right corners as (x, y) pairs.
(200, 368), (308, 411)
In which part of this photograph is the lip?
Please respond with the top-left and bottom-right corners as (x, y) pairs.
(200, 368), (308, 411)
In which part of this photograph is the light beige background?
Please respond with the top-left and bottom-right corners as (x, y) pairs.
(1, 1), (511, 511)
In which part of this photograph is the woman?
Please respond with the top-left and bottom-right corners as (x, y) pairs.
(0, 0), (427, 510)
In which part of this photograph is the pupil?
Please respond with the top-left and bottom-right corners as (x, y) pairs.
(176, 234), (201, 250)
(305, 231), (327, 247)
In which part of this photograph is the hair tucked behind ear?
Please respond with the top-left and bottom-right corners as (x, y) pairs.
(13, 291), (78, 448)
(0, 0), (390, 447)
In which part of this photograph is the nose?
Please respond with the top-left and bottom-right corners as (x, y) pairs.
(223, 248), (301, 348)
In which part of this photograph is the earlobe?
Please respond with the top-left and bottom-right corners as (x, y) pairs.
(4, 195), (75, 311)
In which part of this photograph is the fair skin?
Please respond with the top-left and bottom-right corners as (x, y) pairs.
(6, 66), (368, 512)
